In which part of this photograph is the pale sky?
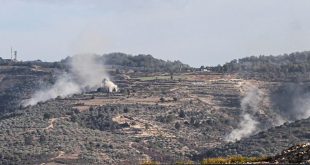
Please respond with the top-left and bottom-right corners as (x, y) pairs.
(1, 0), (310, 66)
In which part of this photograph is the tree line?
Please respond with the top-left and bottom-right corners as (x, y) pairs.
(206, 51), (310, 81)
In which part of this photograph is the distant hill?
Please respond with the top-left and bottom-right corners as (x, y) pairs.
(62, 53), (192, 73)
(211, 51), (310, 81)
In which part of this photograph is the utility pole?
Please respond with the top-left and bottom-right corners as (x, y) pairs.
(14, 50), (17, 61)
(10, 47), (18, 61)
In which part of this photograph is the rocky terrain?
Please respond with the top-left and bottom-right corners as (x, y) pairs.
(272, 143), (310, 164)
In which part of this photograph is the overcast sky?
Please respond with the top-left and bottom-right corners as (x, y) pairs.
(1, 0), (310, 66)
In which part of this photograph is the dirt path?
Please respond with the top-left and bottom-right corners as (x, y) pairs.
(113, 115), (175, 138)
(169, 87), (180, 92)
(44, 116), (69, 131)
(44, 118), (57, 130)
(39, 151), (65, 165)
(55, 151), (65, 159)
(48, 151), (65, 162)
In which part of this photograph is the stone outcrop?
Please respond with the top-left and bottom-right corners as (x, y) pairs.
(272, 143), (310, 164)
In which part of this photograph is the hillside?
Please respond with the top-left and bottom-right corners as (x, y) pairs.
(1, 52), (310, 164)
(0, 72), (245, 164)
(0, 64), (59, 114)
(1, 69), (309, 164)
(196, 116), (310, 160)
(0, 66), (265, 164)
(0, 53), (190, 116)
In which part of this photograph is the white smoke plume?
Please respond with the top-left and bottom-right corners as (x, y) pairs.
(225, 114), (258, 142)
(25, 74), (80, 106)
(23, 54), (118, 106)
(102, 78), (118, 92)
(225, 84), (263, 142)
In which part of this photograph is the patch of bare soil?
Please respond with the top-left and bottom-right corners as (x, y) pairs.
(112, 115), (175, 138)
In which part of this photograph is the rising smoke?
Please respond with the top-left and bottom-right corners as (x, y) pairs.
(226, 82), (310, 142)
(271, 83), (310, 121)
(23, 54), (118, 106)
(225, 84), (263, 142)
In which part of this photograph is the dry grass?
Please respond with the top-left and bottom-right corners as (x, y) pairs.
(175, 160), (195, 164)
(141, 160), (194, 165)
(201, 155), (270, 164)
(141, 160), (160, 165)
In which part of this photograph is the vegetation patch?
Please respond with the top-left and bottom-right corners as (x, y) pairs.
(201, 156), (270, 164)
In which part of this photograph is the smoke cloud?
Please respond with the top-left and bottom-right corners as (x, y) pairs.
(271, 83), (310, 121)
(225, 114), (258, 142)
(23, 54), (118, 106)
(226, 82), (310, 142)
(225, 84), (263, 142)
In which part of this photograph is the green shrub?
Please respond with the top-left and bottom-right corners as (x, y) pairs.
(175, 122), (181, 130)
(43, 113), (51, 120)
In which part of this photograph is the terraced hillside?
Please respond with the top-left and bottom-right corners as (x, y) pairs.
(0, 69), (295, 164)
(2, 57), (310, 164)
